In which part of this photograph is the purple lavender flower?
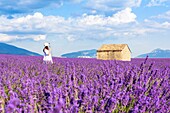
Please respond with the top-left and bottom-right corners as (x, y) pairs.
(5, 104), (15, 113)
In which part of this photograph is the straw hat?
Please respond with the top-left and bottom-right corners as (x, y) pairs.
(44, 42), (50, 46)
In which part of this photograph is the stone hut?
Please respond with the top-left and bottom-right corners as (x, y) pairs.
(97, 44), (131, 61)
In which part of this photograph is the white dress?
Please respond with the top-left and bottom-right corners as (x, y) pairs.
(43, 49), (53, 63)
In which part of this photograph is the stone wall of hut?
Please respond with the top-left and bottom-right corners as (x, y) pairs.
(97, 44), (131, 61)
(97, 50), (122, 60)
(121, 46), (131, 61)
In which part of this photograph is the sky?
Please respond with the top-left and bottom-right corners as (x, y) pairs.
(0, 0), (170, 57)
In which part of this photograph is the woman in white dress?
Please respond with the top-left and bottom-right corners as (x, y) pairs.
(43, 43), (53, 64)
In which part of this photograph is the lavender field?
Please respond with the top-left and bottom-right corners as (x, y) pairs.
(0, 54), (169, 113)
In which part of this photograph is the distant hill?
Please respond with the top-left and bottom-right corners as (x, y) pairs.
(0, 42), (41, 56)
(61, 49), (96, 58)
(61, 48), (170, 58)
(137, 48), (170, 58)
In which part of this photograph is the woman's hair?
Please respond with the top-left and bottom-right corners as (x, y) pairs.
(43, 46), (49, 53)
(44, 46), (49, 50)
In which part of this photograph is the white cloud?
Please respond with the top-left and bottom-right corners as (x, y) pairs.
(0, 34), (18, 42)
(161, 21), (170, 28)
(0, 33), (46, 42)
(152, 10), (170, 20)
(124, 0), (142, 7)
(110, 7), (137, 24)
(86, 0), (142, 12)
(0, 7), (169, 43)
(0, 8), (137, 42)
(143, 19), (170, 30)
(147, 0), (170, 7)
(32, 35), (46, 41)
(0, 0), (143, 16)
(66, 35), (76, 42)
(0, 0), (63, 15)
(91, 10), (97, 14)
(0, 0), (84, 15)
(78, 8), (136, 26)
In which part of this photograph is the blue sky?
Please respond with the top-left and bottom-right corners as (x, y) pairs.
(0, 0), (170, 57)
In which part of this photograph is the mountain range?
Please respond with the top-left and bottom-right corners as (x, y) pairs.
(137, 48), (170, 58)
(62, 48), (170, 58)
(0, 42), (41, 56)
(0, 43), (170, 58)
(61, 49), (96, 58)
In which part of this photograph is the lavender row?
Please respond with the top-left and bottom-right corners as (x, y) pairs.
(0, 55), (169, 113)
